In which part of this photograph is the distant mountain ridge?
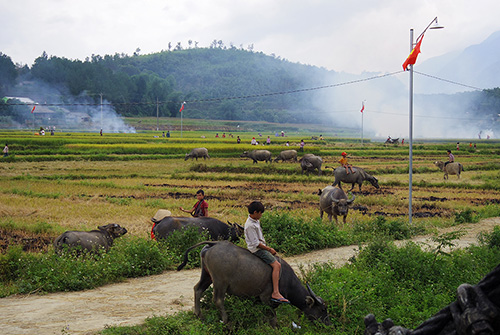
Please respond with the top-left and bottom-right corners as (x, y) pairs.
(416, 30), (500, 94)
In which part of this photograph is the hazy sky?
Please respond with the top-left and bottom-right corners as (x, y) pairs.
(2, 0), (500, 74)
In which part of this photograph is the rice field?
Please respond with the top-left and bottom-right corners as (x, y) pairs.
(1, 127), (500, 252)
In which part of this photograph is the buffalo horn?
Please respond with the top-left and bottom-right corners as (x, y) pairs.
(330, 193), (340, 203)
(306, 283), (322, 304)
(347, 193), (356, 204)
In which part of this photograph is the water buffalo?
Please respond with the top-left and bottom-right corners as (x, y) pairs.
(177, 241), (330, 326)
(274, 149), (297, 162)
(332, 166), (379, 192)
(318, 186), (355, 224)
(434, 161), (464, 179)
(185, 147), (210, 161)
(241, 150), (272, 163)
(54, 224), (128, 255)
(300, 154), (323, 175)
(152, 216), (243, 242)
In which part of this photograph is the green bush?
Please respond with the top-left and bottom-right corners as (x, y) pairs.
(352, 216), (424, 242)
(479, 225), (500, 249)
(157, 225), (210, 269)
(261, 211), (350, 255)
(454, 209), (479, 224)
(0, 236), (175, 296)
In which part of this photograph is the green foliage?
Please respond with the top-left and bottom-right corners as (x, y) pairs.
(0, 236), (176, 296)
(101, 241), (500, 335)
(261, 211), (349, 255)
(478, 225), (500, 249)
(156, 225), (210, 268)
(454, 208), (479, 224)
(352, 216), (425, 242)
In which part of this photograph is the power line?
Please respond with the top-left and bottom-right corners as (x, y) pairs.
(414, 71), (483, 91)
(3, 71), (404, 107)
(1, 69), (490, 109)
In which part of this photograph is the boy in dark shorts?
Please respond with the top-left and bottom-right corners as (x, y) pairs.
(244, 201), (289, 304)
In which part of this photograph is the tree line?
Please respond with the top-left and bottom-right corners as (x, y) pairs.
(0, 48), (499, 128)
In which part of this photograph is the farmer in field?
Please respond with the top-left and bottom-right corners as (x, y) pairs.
(244, 200), (289, 304)
(3, 144), (8, 157)
(179, 189), (208, 217)
(445, 149), (454, 167)
(339, 152), (355, 174)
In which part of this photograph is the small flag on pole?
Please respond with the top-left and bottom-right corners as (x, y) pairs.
(403, 34), (424, 71)
(360, 102), (364, 113)
(179, 102), (185, 113)
(31, 106), (36, 113)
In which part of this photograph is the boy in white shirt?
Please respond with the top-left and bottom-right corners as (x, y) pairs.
(244, 201), (289, 304)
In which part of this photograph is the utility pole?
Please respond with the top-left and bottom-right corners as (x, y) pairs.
(156, 97), (159, 131)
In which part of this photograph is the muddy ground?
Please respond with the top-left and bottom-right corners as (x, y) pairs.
(1, 217), (499, 335)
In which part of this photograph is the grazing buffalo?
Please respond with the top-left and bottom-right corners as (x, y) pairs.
(434, 161), (464, 179)
(54, 224), (128, 254)
(152, 216), (243, 243)
(241, 150), (272, 163)
(177, 241), (330, 326)
(332, 166), (379, 192)
(319, 186), (355, 224)
(274, 149), (298, 162)
(185, 147), (210, 161)
(300, 154), (323, 175)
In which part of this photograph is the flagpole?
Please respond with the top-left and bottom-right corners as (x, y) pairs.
(407, 17), (443, 225)
(409, 28), (414, 224)
(179, 102), (185, 138)
(361, 101), (365, 146)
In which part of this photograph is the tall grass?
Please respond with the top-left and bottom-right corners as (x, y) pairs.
(100, 240), (500, 335)
(0, 227), (211, 297)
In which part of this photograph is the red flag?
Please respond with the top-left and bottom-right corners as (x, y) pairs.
(31, 106), (36, 113)
(360, 102), (364, 113)
(179, 102), (185, 113)
(403, 34), (424, 71)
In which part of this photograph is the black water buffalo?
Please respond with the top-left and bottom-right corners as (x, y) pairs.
(300, 154), (323, 175)
(152, 216), (243, 242)
(54, 224), (128, 254)
(177, 241), (330, 326)
(185, 147), (210, 161)
(332, 166), (379, 192)
(274, 149), (298, 162)
(318, 186), (355, 224)
(241, 150), (272, 163)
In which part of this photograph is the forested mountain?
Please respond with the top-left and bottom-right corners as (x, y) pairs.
(0, 45), (499, 137)
(14, 48), (328, 124)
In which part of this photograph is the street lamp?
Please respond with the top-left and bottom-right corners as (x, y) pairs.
(408, 17), (444, 224)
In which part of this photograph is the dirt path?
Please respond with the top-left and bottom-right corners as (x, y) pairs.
(2, 217), (499, 335)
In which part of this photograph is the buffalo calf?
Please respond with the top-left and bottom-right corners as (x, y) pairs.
(54, 224), (128, 254)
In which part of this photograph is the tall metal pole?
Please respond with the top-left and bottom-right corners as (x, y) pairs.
(361, 110), (363, 145)
(409, 29), (414, 224)
(181, 108), (183, 138)
(361, 101), (365, 145)
(100, 93), (103, 131)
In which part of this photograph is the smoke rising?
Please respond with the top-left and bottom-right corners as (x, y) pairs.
(5, 78), (135, 133)
(310, 70), (497, 140)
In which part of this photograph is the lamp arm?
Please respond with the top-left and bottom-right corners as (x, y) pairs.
(415, 16), (438, 44)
